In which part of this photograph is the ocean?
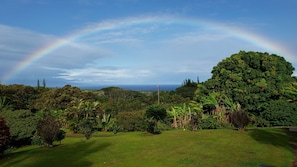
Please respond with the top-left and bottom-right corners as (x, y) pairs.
(80, 84), (180, 91)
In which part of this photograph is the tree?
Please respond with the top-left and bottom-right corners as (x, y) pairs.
(175, 79), (197, 100)
(37, 79), (40, 89)
(37, 113), (61, 147)
(202, 51), (295, 114)
(145, 105), (167, 134)
(42, 79), (46, 88)
(0, 117), (10, 154)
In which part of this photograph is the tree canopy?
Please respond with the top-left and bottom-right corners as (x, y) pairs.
(200, 51), (295, 114)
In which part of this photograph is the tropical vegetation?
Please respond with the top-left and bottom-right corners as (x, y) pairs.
(0, 51), (296, 166)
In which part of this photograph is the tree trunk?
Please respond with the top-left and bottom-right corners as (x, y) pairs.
(173, 115), (177, 128)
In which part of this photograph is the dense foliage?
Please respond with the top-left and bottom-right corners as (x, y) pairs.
(145, 105), (167, 134)
(0, 51), (296, 147)
(201, 51), (295, 114)
(260, 99), (297, 126)
(0, 110), (39, 147)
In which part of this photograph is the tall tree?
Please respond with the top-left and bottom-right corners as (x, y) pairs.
(42, 79), (46, 88)
(202, 51), (295, 114)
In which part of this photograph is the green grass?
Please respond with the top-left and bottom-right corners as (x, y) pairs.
(0, 128), (295, 167)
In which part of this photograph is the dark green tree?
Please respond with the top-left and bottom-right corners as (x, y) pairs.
(37, 79), (40, 89)
(42, 79), (46, 88)
(0, 109), (39, 147)
(202, 51), (295, 114)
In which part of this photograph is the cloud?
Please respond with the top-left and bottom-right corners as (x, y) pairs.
(0, 24), (113, 85)
(56, 66), (155, 84)
(2, 15), (295, 86)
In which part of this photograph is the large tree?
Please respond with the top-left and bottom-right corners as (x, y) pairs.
(202, 51), (295, 114)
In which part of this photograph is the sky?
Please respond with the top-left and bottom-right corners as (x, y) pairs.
(0, 0), (296, 87)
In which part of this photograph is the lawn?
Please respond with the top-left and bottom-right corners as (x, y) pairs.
(0, 128), (296, 167)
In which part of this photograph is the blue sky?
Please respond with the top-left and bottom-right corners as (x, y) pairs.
(0, 0), (296, 87)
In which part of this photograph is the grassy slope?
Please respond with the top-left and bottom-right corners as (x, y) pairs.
(0, 128), (295, 167)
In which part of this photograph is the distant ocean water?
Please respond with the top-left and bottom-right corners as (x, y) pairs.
(80, 84), (180, 91)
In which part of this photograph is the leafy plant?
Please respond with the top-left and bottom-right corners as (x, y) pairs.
(145, 105), (167, 134)
(198, 115), (219, 129)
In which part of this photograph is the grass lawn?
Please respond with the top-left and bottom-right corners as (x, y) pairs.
(0, 128), (296, 167)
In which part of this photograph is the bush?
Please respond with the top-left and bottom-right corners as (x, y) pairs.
(199, 116), (219, 129)
(116, 111), (145, 131)
(37, 113), (61, 147)
(78, 118), (95, 140)
(0, 117), (10, 154)
(230, 110), (250, 131)
(145, 105), (167, 134)
(56, 130), (66, 143)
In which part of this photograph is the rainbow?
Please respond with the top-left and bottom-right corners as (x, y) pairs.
(2, 16), (296, 83)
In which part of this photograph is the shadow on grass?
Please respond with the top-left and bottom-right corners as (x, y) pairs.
(249, 128), (292, 149)
(287, 130), (297, 167)
(3, 140), (111, 167)
(248, 128), (297, 167)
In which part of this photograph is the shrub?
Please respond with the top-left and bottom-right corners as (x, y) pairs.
(0, 117), (10, 154)
(116, 111), (145, 131)
(56, 130), (66, 144)
(78, 118), (94, 140)
(198, 116), (219, 129)
(229, 110), (250, 131)
(145, 105), (167, 134)
(37, 113), (61, 147)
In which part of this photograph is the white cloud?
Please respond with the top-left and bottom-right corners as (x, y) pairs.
(55, 66), (155, 84)
(2, 15), (295, 86)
